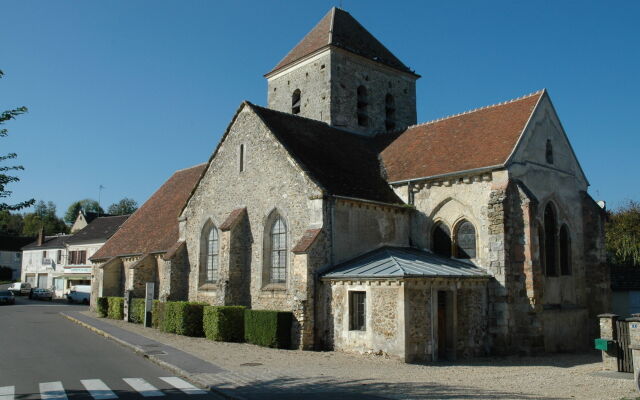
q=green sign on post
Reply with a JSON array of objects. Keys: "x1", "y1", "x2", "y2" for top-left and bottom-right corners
[{"x1": 594, "y1": 338, "x2": 614, "y2": 352}]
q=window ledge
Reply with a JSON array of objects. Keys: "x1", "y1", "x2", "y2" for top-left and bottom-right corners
[
  {"x1": 262, "y1": 283, "x2": 287, "y2": 292},
  {"x1": 199, "y1": 283, "x2": 219, "y2": 291}
]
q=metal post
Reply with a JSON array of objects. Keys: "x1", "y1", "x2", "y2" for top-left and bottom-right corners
[
  {"x1": 144, "y1": 282, "x2": 154, "y2": 328},
  {"x1": 123, "y1": 290, "x2": 131, "y2": 322}
]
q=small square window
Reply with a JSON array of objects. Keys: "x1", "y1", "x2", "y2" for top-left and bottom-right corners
[{"x1": 349, "y1": 291, "x2": 366, "y2": 331}]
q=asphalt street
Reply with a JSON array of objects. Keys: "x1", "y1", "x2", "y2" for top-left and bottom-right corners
[{"x1": 0, "y1": 291, "x2": 221, "y2": 400}]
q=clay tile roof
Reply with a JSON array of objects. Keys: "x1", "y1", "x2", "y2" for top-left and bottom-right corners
[
  {"x1": 267, "y1": 8, "x2": 415, "y2": 76},
  {"x1": 381, "y1": 91, "x2": 544, "y2": 182},
  {"x1": 248, "y1": 103, "x2": 403, "y2": 205},
  {"x1": 91, "y1": 163, "x2": 206, "y2": 261},
  {"x1": 162, "y1": 241, "x2": 185, "y2": 261},
  {"x1": 292, "y1": 228, "x2": 322, "y2": 254},
  {"x1": 66, "y1": 215, "x2": 129, "y2": 245},
  {"x1": 219, "y1": 208, "x2": 247, "y2": 231}
]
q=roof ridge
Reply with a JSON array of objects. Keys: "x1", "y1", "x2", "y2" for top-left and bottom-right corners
[
  {"x1": 407, "y1": 89, "x2": 545, "y2": 130},
  {"x1": 385, "y1": 247, "x2": 406, "y2": 274}
]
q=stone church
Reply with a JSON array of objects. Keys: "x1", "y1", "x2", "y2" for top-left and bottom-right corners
[{"x1": 92, "y1": 8, "x2": 610, "y2": 362}]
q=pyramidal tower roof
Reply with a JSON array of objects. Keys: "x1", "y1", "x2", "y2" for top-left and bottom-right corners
[{"x1": 267, "y1": 7, "x2": 416, "y2": 76}]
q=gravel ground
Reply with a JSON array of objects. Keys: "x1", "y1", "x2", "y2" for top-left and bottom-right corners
[{"x1": 84, "y1": 312, "x2": 635, "y2": 400}]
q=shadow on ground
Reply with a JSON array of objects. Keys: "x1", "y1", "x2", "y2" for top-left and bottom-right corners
[{"x1": 408, "y1": 351, "x2": 601, "y2": 369}]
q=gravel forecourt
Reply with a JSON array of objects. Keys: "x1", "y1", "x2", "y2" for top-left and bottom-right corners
[{"x1": 83, "y1": 312, "x2": 635, "y2": 400}]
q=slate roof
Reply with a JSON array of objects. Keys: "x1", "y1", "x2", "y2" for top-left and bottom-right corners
[
  {"x1": 22, "y1": 235, "x2": 71, "y2": 251},
  {"x1": 381, "y1": 91, "x2": 544, "y2": 182},
  {"x1": 249, "y1": 103, "x2": 403, "y2": 205},
  {"x1": 611, "y1": 265, "x2": 640, "y2": 291},
  {"x1": 66, "y1": 215, "x2": 130, "y2": 245},
  {"x1": 91, "y1": 163, "x2": 206, "y2": 261},
  {"x1": 268, "y1": 8, "x2": 415, "y2": 76},
  {"x1": 323, "y1": 246, "x2": 489, "y2": 279},
  {"x1": 0, "y1": 236, "x2": 35, "y2": 252}
]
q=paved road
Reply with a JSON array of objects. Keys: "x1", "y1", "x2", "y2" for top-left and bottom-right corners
[{"x1": 0, "y1": 295, "x2": 221, "y2": 399}]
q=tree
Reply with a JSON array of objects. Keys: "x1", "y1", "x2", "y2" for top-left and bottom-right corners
[
  {"x1": 0, "y1": 70, "x2": 34, "y2": 211},
  {"x1": 107, "y1": 197, "x2": 138, "y2": 215},
  {"x1": 22, "y1": 200, "x2": 67, "y2": 236},
  {"x1": 606, "y1": 200, "x2": 640, "y2": 267},
  {"x1": 64, "y1": 198, "x2": 104, "y2": 225},
  {"x1": 0, "y1": 210, "x2": 24, "y2": 236}
]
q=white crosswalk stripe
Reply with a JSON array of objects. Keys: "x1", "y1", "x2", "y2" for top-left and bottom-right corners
[
  {"x1": 81, "y1": 379, "x2": 118, "y2": 399},
  {"x1": 158, "y1": 377, "x2": 207, "y2": 395},
  {"x1": 39, "y1": 381, "x2": 68, "y2": 400},
  {"x1": 123, "y1": 378, "x2": 165, "y2": 397},
  {"x1": 0, "y1": 386, "x2": 14, "y2": 400}
]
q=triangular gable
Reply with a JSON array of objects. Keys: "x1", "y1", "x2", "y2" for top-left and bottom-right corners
[
  {"x1": 267, "y1": 8, "x2": 415, "y2": 76},
  {"x1": 381, "y1": 91, "x2": 544, "y2": 182}
]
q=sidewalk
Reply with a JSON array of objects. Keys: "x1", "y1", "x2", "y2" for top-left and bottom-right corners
[{"x1": 62, "y1": 311, "x2": 636, "y2": 400}]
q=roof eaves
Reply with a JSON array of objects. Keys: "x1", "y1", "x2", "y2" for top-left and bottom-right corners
[{"x1": 387, "y1": 165, "x2": 503, "y2": 186}]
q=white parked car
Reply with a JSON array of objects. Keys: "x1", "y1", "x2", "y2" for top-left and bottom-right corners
[
  {"x1": 67, "y1": 285, "x2": 91, "y2": 304},
  {"x1": 8, "y1": 282, "x2": 31, "y2": 296}
]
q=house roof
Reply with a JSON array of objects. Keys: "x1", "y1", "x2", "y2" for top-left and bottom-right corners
[
  {"x1": 268, "y1": 8, "x2": 415, "y2": 76},
  {"x1": 292, "y1": 228, "x2": 322, "y2": 254},
  {"x1": 83, "y1": 211, "x2": 109, "y2": 224},
  {"x1": 322, "y1": 246, "x2": 489, "y2": 279},
  {"x1": 91, "y1": 163, "x2": 207, "y2": 261},
  {"x1": 0, "y1": 236, "x2": 35, "y2": 252},
  {"x1": 66, "y1": 215, "x2": 129, "y2": 245},
  {"x1": 249, "y1": 103, "x2": 404, "y2": 205},
  {"x1": 611, "y1": 265, "x2": 640, "y2": 291},
  {"x1": 381, "y1": 90, "x2": 544, "y2": 182},
  {"x1": 22, "y1": 235, "x2": 71, "y2": 251}
]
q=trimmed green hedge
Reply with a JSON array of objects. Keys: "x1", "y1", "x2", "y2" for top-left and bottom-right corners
[
  {"x1": 203, "y1": 306, "x2": 246, "y2": 342},
  {"x1": 97, "y1": 297, "x2": 109, "y2": 318},
  {"x1": 162, "y1": 301, "x2": 207, "y2": 337},
  {"x1": 129, "y1": 298, "x2": 146, "y2": 324},
  {"x1": 244, "y1": 310, "x2": 293, "y2": 349},
  {"x1": 107, "y1": 297, "x2": 124, "y2": 320},
  {"x1": 152, "y1": 300, "x2": 165, "y2": 329}
]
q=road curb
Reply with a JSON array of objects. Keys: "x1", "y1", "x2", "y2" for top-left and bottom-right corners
[{"x1": 60, "y1": 312, "x2": 242, "y2": 400}]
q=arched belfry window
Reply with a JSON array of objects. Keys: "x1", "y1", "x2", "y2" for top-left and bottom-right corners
[
  {"x1": 357, "y1": 85, "x2": 368, "y2": 127},
  {"x1": 455, "y1": 220, "x2": 476, "y2": 259},
  {"x1": 559, "y1": 225, "x2": 571, "y2": 275},
  {"x1": 544, "y1": 203, "x2": 557, "y2": 276},
  {"x1": 432, "y1": 222, "x2": 452, "y2": 258},
  {"x1": 385, "y1": 94, "x2": 396, "y2": 132},
  {"x1": 201, "y1": 223, "x2": 219, "y2": 283},
  {"x1": 546, "y1": 139, "x2": 554, "y2": 164},
  {"x1": 292, "y1": 89, "x2": 301, "y2": 115},
  {"x1": 270, "y1": 216, "x2": 287, "y2": 284}
]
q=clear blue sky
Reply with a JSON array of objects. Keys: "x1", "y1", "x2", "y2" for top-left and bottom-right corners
[{"x1": 1, "y1": 0, "x2": 638, "y2": 216}]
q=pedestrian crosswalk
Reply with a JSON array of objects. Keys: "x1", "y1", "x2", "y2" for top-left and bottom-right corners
[{"x1": 0, "y1": 377, "x2": 210, "y2": 399}]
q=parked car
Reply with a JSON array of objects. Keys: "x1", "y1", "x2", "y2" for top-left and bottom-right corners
[
  {"x1": 67, "y1": 286, "x2": 90, "y2": 304},
  {"x1": 0, "y1": 290, "x2": 15, "y2": 305},
  {"x1": 8, "y1": 282, "x2": 31, "y2": 296},
  {"x1": 30, "y1": 288, "x2": 53, "y2": 301}
]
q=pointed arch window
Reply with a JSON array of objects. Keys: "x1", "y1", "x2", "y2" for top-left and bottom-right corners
[
  {"x1": 454, "y1": 220, "x2": 476, "y2": 259},
  {"x1": 270, "y1": 217, "x2": 287, "y2": 283},
  {"x1": 432, "y1": 222, "x2": 452, "y2": 258},
  {"x1": 559, "y1": 225, "x2": 571, "y2": 275},
  {"x1": 385, "y1": 93, "x2": 396, "y2": 132},
  {"x1": 544, "y1": 204, "x2": 557, "y2": 276},
  {"x1": 357, "y1": 85, "x2": 368, "y2": 126},
  {"x1": 292, "y1": 89, "x2": 301, "y2": 115},
  {"x1": 201, "y1": 224, "x2": 219, "y2": 284}
]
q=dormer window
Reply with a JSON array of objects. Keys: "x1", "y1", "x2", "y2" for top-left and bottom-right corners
[
  {"x1": 292, "y1": 89, "x2": 301, "y2": 115},
  {"x1": 357, "y1": 85, "x2": 368, "y2": 126},
  {"x1": 546, "y1": 139, "x2": 554, "y2": 164},
  {"x1": 385, "y1": 94, "x2": 395, "y2": 132}
]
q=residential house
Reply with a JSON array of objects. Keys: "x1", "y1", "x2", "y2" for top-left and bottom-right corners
[
  {"x1": 21, "y1": 231, "x2": 70, "y2": 290},
  {"x1": 0, "y1": 236, "x2": 34, "y2": 281}
]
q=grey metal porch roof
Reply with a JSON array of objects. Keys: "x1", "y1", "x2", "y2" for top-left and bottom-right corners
[{"x1": 322, "y1": 246, "x2": 490, "y2": 279}]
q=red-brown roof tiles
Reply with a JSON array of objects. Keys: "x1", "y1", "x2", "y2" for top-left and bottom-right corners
[
  {"x1": 91, "y1": 164, "x2": 206, "y2": 261},
  {"x1": 292, "y1": 228, "x2": 322, "y2": 254},
  {"x1": 268, "y1": 8, "x2": 414, "y2": 76},
  {"x1": 219, "y1": 208, "x2": 247, "y2": 231},
  {"x1": 381, "y1": 91, "x2": 544, "y2": 182}
]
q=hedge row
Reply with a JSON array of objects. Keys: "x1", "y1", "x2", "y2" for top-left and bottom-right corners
[
  {"x1": 129, "y1": 298, "x2": 146, "y2": 324},
  {"x1": 244, "y1": 309, "x2": 292, "y2": 349},
  {"x1": 96, "y1": 297, "x2": 109, "y2": 317},
  {"x1": 160, "y1": 301, "x2": 207, "y2": 337},
  {"x1": 107, "y1": 297, "x2": 124, "y2": 320},
  {"x1": 203, "y1": 306, "x2": 246, "y2": 342}
]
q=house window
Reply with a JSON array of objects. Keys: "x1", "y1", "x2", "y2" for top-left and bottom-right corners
[
  {"x1": 79, "y1": 250, "x2": 86, "y2": 264},
  {"x1": 544, "y1": 203, "x2": 558, "y2": 276},
  {"x1": 14, "y1": 252, "x2": 21, "y2": 262},
  {"x1": 56, "y1": 250, "x2": 62, "y2": 264},
  {"x1": 270, "y1": 217, "x2": 287, "y2": 284},
  {"x1": 239, "y1": 144, "x2": 245, "y2": 172},
  {"x1": 42, "y1": 250, "x2": 47, "y2": 262},
  {"x1": 202, "y1": 225, "x2": 219, "y2": 283},
  {"x1": 432, "y1": 222, "x2": 452, "y2": 258},
  {"x1": 357, "y1": 85, "x2": 368, "y2": 126},
  {"x1": 349, "y1": 291, "x2": 366, "y2": 331},
  {"x1": 546, "y1": 139, "x2": 554, "y2": 164},
  {"x1": 454, "y1": 220, "x2": 476, "y2": 259},
  {"x1": 292, "y1": 89, "x2": 301, "y2": 114},
  {"x1": 385, "y1": 94, "x2": 396, "y2": 132},
  {"x1": 559, "y1": 225, "x2": 571, "y2": 275}
]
